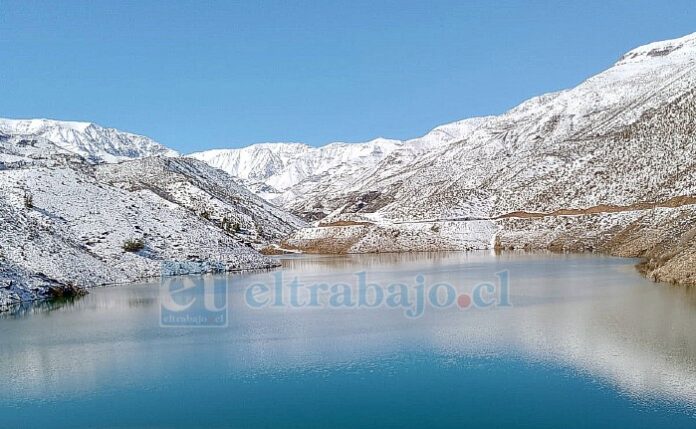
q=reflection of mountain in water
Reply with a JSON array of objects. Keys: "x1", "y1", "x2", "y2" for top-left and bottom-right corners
[{"x1": 2, "y1": 253, "x2": 695, "y2": 410}]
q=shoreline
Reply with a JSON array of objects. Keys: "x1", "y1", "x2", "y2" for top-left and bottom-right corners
[
  {"x1": 0, "y1": 258, "x2": 282, "y2": 314},
  {"x1": 3, "y1": 235, "x2": 693, "y2": 315},
  {"x1": 281, "y1": 207, "x2": 696, "y2": 288}
]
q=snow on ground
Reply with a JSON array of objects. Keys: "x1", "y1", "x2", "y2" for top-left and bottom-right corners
[
  {"x1": 0, "y1": 155, "x2": 305, "y2": 311},
  {"x1": 284, "y1": 220, "x2": 498, "y2": 254},
  {"x1": 3, "y1": 33, "x2": 696, "y2": 310},
  {"x1": 0, "y1": 118, "x2": 178, "y2": 163},
  {"x1": 274, "y1": 32, "x2": 696, "y2": 285}
]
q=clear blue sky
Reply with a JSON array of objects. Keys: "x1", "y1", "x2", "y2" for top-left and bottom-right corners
[{"x1": 1, "y1": 1, "x2": 695, "y2": 153}]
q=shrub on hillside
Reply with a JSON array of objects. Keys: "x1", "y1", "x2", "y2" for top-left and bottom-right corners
[
  {"x1": 23, "y1": 193, "x2": 33, "y2": 209},
  {"x1": 122, "y1": 238, "x2": 145, "y2": 252}
]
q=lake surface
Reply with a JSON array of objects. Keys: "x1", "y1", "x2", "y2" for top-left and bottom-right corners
[{"x1": 1, "y1": 252, "x2": 695, "y2": 428}]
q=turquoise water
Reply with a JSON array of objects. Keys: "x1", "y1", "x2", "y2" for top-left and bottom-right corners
[{"x1": 1, "y1": 252, "x2": 695, "y2": 428}]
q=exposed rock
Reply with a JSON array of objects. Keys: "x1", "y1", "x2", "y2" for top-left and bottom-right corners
[
  {"x1": 276, "y1": 33, "x2": 696, "y2": 287},
  {"x1": 0, "y1": 155, "x2": 305, "y2": 310}
]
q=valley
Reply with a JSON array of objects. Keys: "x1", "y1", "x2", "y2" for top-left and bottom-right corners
[{"x1": 2, "y1": 32, "x2": 696, "y2": 310}]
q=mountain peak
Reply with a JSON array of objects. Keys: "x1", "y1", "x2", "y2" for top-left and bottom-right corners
[
  {"x1": 0, "y1": 117, "x2": 178, "y2": 163},
  {"x1": 0, "y1": 118, "x2": 95, "y2": 134},
  {"x1": 617, "y1": 32, "x2": 696, "y2": 66}
]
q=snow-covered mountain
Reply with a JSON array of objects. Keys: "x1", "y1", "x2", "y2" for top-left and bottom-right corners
[
  {"x1": 191, "y1": 33, "x2": 696, "y2": 223},
  {"x1": 188, "y1": 122, "x2": 477, "y2": 211},
  {"x1": 311, "y1": 32, "x2": 696, "y2": 220},
  {"x1": 0, "y1": 150, "x2": 306, "y2": 311},
  {"x1": 273, "y1": 32, "x2": 696, "y2": 286},
  {"x1": 189, "y1": 138, "x2": 402, "y2": 203},
  {"x1": 3, "y1": 32, "x2": 696, "y2": 309},
  {"x1": 0, "y1": 118, "x2": 177, "y2": 163},
  {"x1": 191, "y1": 33, "x2": 696, "y2": 227}
]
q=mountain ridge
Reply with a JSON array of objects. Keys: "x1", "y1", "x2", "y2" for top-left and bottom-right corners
[
  {"x1": 187, "y1": 32, "x2": 696, "y2": 220},
  {"x1": 275, "y1": 31, "x2": 696, "y2": 288},
  {"x1": 0, "y1": 118, "x2": 178, "y2": 163},
  {"x1": 2, "y1": 31, "x2": 696, "y2": 306},
  {"x1": 0, "y1": 150, "x2": 306, "y2": 312}
]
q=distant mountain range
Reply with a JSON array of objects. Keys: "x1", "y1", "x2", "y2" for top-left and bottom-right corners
[
  {"x1": 2, "y1": 32, "x2": 695, "y2": 309},
  {"x1": 0, "y1": 118, "x2": 177, "y2": 163},
  {"x1": 188, "y1": 32, "x2": 696, "y2": 222},
  {"x1": 0, "y1": 129, "x2": 304, "y2": 311},
  {"x1": 187, "y1": 120, "x2": 483, "y2": 216}
]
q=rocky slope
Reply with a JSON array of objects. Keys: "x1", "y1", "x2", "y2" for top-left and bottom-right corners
[
  {"x1": 188, "y1": 121, "x2": 479, "y2": 218},
  {"x1": 0, "y1": 146, "x2": 306, "y2": 311},
  {"x1": 3, "y1": 32, "x2": 695, "y2": 308},
  {"x1": 0, "y1": 118, "x2": 177, "y2": 163},
  {"x1": 274, "y1": 33, "x2": 696, "y2": 286}
]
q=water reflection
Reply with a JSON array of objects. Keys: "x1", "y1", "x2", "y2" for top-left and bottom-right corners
[
  {"x1": 0, "y1": 295, "x2": 87, "y2": 320},
  {"x1": 1, "y1": 252, "x2": 695, "y2": 421}
]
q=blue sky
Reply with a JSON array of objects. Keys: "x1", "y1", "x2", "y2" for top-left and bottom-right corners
[{"x1": 1, "y1": 1, "x2": 695, "y2": 153}]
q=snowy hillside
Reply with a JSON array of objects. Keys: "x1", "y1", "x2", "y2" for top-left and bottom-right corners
[
  {"x1": 3, "y1": 32, "x2": 696, "y2": 310},
  {"x1": 277, "y1": 32, "x2": 696, "y2": 285},
  {"x1": 0, "y1": 153, "x2": 306, "y2": 311},
  {"x1": 96, "y1": 157, "x2": 307, "y2": 241},
  {"x1": 191, "y1": 33, "x2": 696, "y2": 224},
  {"x1": 188, "y1": 129, "x2": 469, "y2": 210},
  {"x1": 0, "y1": 118, "x2": 178, "y2": 163}
]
